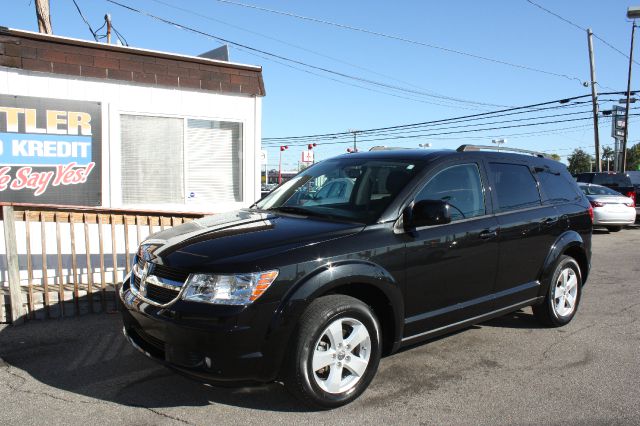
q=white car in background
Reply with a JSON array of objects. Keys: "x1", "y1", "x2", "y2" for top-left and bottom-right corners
[{"x1": 578, "y1": 183, "x2": 636, "y2": 232}]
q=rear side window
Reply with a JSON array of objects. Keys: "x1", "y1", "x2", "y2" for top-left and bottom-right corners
[
  {"x1": 489, "y1": 163, "x2": 541, "y2": 212},
  {"x1": 536, "y1": 168, "x2": 581, "y2": 203}
]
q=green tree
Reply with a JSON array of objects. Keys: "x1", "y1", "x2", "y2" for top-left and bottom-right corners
[
  {"x1": 567, "y1": 148, "x2": 593, "y2": 174},
  {"x1": 549, "y1": 153, "x2": 561, "y2": 161},
  {"x1": 626, "y1": 143, "x2": 640, "y2": 171},
  {"x1": 602, "y1": 146, "x2": 615, "y2": 171}
]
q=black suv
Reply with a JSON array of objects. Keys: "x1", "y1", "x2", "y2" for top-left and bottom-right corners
[{"x1": 119, "y1": 146, "x2": 592, "y2": 408}]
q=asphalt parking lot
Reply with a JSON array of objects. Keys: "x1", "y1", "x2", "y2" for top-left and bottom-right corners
[{"x1": 1, "y1": 225, "x2": 639, "y2": 425}]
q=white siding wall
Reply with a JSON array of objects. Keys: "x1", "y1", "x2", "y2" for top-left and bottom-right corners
[{"x1": 0, "y1": 66, "x2": 263, "y2": 213}]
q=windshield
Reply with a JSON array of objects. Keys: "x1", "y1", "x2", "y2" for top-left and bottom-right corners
[
  {"x1": 255, "y1": 157, "x2": 425, "y2": 223},
  {"x1": 579, "y1": 184, "x2": 622, "y2": 196}
]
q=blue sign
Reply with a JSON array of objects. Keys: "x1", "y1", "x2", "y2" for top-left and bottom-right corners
[{"x1": 0, "y1": 133, "x2": 92, "y2": 166}]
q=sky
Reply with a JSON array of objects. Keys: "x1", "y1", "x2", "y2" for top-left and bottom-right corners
[{"x1": 3, "y1": 0, "x2": 640, "y2": 171}]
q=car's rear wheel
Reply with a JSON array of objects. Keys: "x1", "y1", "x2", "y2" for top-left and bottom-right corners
[
  {"x1": 606, "y1": 226, "x2": 622, "y2": 232},
  {"x1": 533, "y1": 255, "x2": 582, "y2": 327},
  {"x1": 284, "y1": 295, "x2": 381, "y2": 409}
]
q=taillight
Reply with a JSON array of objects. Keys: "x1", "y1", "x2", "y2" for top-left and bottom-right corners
[
  {"x1": 588, "y1": 204, "x2": 594, "y2": 223},
  {"x1": 625, "y1": 191, "x2": 636, "y2": 205},
  {"x1": 589, "y1": 200, "x2": 604, "y2": 207}
]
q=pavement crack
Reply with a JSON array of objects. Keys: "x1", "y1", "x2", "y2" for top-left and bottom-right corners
[
  {"x1": 132, "y1": 405, "x2": 195, "y2": 425},
  {"x1": 1, "y1": 365, "x2": 108, "y2": 406}
]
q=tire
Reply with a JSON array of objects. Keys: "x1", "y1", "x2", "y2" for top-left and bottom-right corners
[
  {"x1": 606, "y1": 226, "x2": 622, "y2": 232},
  {"x1": 533, "y1": 255, "x2": 582, "y2": 327},
  {"x1": 284, "y1": 295, "x2": 381, "y2": 409}
]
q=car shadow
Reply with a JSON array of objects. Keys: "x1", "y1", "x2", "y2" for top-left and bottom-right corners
[
  {"x1": 0, "y1": 296, "x2": 546, "y2": 412},
  {"x1": 479, "y1": 308, "x2": 545, "y2": 329},
  {"x1": 0, "y1": 294, "x2": 314, "y2": 413}
]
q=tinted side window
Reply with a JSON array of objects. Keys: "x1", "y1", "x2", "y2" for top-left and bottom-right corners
[
  {"x1": 489, "y1": 163, "x2": 541, "y2": 212},
  {"x1": 536, "y1": 168, "x2": 581, "y2": 203},
  {"x1": 416, "y1": 163, "x2": 485, "y2": 221},
  {"x1": 592, "y1": 173, "x2": 632, "y2": 187}
]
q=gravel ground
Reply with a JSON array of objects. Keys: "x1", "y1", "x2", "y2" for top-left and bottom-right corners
[{"x1": 1, "y1": 225, "x2": 639, "y2": 425}]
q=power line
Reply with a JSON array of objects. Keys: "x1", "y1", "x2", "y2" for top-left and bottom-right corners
[
  {"x1": 212, "y1": 0, "x2": 587, "y2": 85},
  {"x1": 146, "y1": 0, "x2": 483, "y2": 111},
  {"x1": 263, "y1": 92, "x2": 630, "y2": 143},
  {"x1": 263, "y1": 107, "x2": 596, "y2": 145},
  {"x1": 224, "y1": 40, "x2": 488, "y2": 111},
  {"x1": 71, "y1": 0, "x2": 98, "y2": 41},
  {"x1": 106, "y1": 0, "x2": 503, "y2": 108},
  {"x1": 525, "y1": 0, "x2": 640, "y2": 67},
  {"x1": 266, "y1": 113, "x2": 640, "y2": 148}
]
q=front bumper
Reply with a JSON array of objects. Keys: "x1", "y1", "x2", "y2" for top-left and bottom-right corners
[{"x1": 119, "y1": 276, "x2": 283, "y2": 384}]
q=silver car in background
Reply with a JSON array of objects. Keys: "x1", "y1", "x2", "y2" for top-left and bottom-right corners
[{"x1": 578, "y1": 183, "x2": 636, "y2": 232}]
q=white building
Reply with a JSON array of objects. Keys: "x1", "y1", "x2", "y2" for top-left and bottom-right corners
[
  {"x1": 0, "y1": 27, "x2": 265, "y2": 213},
  {"x1": 0, "y1": 28, "x2": 266, "y2": 321}
]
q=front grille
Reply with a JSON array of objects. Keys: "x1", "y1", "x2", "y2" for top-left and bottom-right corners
[
  {"x1": 137, "y1": 257, "x2": 189, "y2": 283},
  {"x1": 146, "y1": 283, "x2": 180, "y2": 305},
  {"x1": 133, "y1": 257, "x2": 184, "y2": 306}
]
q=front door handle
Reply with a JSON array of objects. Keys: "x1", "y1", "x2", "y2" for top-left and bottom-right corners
[{"x1": 479, "y1": 229, "x2": 498, "y2": 240}]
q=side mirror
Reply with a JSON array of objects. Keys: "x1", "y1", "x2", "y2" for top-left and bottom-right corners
[{"x1": 404, "y1": 199, "x2": 452, "y2": 229}]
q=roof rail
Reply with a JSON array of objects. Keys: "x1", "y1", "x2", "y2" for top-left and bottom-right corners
[
  {"x1": 456, "y1": 144, "x2": 551, "y2": 159},
  {"x1": 368, "y1": 146, "x2": 412, "y2": 151}
]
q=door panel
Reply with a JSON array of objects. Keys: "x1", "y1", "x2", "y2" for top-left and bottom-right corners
[
  {"x1": 402, "y1": 162, "x2": 497, "y2": 338},
  {"x1": 403, "y1": 216, "x2": 499, "y2": 337},
  {"x1": 492, "y1": 205, "x2": 559, "y2": 307}
]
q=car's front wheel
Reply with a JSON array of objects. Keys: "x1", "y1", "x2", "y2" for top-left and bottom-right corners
[{"x1": 285, "y1": 295, "x2": 381, "y2": 409}]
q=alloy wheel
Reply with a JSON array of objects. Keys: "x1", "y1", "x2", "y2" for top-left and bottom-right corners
[
  {"x1": 311, "y1": 317, "x2": 371, "y2": 394},
  {"x1": 553, "y1": 266, "x2": 578, "y2": 317}
]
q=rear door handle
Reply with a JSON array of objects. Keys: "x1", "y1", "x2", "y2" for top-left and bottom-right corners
[
  {"x1": 479, "y1": 229, "x2": 497, "y2": 240},
  {"x1": 543, "y1": 217, "x2": 559, "y2": 226}
]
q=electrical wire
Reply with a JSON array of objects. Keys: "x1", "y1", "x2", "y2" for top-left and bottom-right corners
[
  {"x1": 106, "y1": 0, "x2": 504, "y2": 108},
  {"x1": 263, "y1": 92, "x2": 631, "y2": 143},
  {"x1": 111, "y1": 25, "x2": 129, "y2": 46},
  {"x1": 212, "y1": 0, "x2": 586, "y2": 85},
  {"x1": 71, "y1": 0, "x2": 98, "y2": 41},
  {"x1": 146, "y1": 0, "x2": 480, "y2": 110},
  {"x1": 265, "y1": 113, "x2": 640, "y2": 148},
  {"x1": 525, "y1": 0, "x2": 639, "y2": 68}
]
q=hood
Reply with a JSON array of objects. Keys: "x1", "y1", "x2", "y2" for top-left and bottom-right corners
[{"x1": 141, "y1": 209, "x2": 364, "y2": 270}]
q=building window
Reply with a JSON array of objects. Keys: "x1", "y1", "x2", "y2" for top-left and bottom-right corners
[
  {"x1": 186, "y1": 119, "x2": 243, "y2": 203},
  {"x1": 121, "y1": 115, "x2": 184, "y2": 204},
  {"x1": 120, "y1": 115, "x2": 243, "y2": 206}
]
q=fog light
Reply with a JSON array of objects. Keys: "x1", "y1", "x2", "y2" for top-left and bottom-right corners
[{"x1": 205, "y1": 356, "x2": 212, "y2": 368}]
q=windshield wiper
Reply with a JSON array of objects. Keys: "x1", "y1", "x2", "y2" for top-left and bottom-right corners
[
  {"x1": 267, "y1": 206, "x2": 320, "y2": 216},
  {"x1": 267, "y1": 206, "x2": 363, "y2": 224}
]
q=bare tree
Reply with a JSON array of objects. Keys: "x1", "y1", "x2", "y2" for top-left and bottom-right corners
[{"x1": 35, "y1": 0, "x2": 52, "y2": 34}]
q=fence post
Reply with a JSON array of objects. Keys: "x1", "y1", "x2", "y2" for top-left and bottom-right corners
[{"x1": 2, "y1": 206, "x2": 25, "y2": 324}]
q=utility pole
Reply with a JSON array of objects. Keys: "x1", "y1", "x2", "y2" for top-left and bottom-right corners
[
  {"x1": 587, "y1": 29, "x2": 601, "y2": 172},
  {"x1": 623, "y1": 21, "x2": 637, "y2": 173},
  {"x1": 105, "y1": 14, "x2": 112, "y2": 44},
  {"x1": 348, "y1": 129, "x2": 359, "y2": 152},
  {"x1": 34, "y1": 0, "x2": 52, "y2": 34}
]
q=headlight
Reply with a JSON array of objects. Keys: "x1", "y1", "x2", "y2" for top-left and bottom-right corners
[{"x1": 182, "y1": 270, "x2": 279, "y2": 305}]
